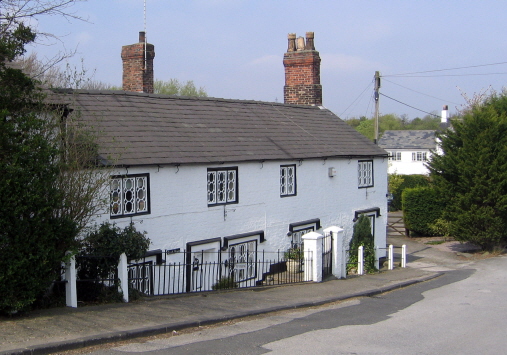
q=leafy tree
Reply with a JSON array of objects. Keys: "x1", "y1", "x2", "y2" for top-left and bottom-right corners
[
  {"x1": 0, "y1": 23, "x2": 80, "y2": 313},
  {"x1": 154, "y1": 78, "x2": 207, "y2": 97},
  {"x1": 0, "y1": 1, "x2": 110, "y2": 312},
  {"x1": 428, "y1": 91, "x2": 507, "y2": 250}
]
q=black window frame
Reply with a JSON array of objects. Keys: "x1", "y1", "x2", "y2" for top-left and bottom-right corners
[
  {"x1": 358, "y1": 159, "x2": 374, "y2": 188},
  {"x1": 109, "y1": 173, "x2": 151, "y2": 219},
  {"x1": 280, "y1": 164, "x2": 297, "y2": 197},
  {"x1": 207, "y1": 167, "x2": 239, "y2": 206}
]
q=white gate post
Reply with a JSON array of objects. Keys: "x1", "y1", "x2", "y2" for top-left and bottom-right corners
[
  {"x1": 324, "y1": 226, "x2": 345, "y2": 279},
  {"x1": 358, "y1": 246, "x2": 364, "y2": 275},
  {"x1": 388, "y1": 244, "x2": 394, "y2": 270},
  {"x1": 118, "y1": 253, "x2": 129, "y2": 303},
  {"x1": 65, "y1": 252, "x2": 77, "y2": 308},
  {"x1": 302, "y1": 231, "x2": 324, "y2": 282}
]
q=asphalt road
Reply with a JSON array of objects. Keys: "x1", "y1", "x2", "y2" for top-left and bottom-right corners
[{"x1": 70, "y1": 255, "x2": 507, "y2": 355}]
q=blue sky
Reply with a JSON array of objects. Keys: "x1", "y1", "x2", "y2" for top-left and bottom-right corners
[{"x1": 29, "y1": 0, "x2": 507, "y2": 120}]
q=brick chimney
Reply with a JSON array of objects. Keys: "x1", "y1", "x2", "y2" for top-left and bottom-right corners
[
  {"x1": 121, "y1": 31, "x2": 155, "y2": 93},
  {"x1": 283, "y1": 32, "x2": 322, "y2": 106}
]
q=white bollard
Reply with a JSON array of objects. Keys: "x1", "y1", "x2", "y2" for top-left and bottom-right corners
[
  {"x1": 65, "y1": 252, "x2": 77, "y2": 308},
  {"x1": 358, "y1": 245, "x2": 364, "y2": 275},
  {"x1": 118, "y1": 253, "x2": 129, "y2": 303},
  {"x1": 401, "y1": 244, "x2": 407, "y2": 268},
  {"x1": 388, "y1": 244, "x2": 394, "y2": 270}
]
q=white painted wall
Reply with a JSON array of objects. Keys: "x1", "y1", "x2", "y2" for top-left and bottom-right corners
[
  {"x1": 91, "y1": 157, "x2": 388, "y2": 259},
  {"x1": 387, "y1": 150, "x2": 431, "y2": 175}
]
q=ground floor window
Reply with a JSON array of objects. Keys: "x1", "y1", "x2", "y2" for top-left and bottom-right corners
[{"x1": 229, "y1": 240, "x2": 257, "y2": 282}]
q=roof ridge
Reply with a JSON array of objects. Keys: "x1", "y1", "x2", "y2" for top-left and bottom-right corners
[{"x1": 51, "y1": 88, "x2": 323, "y2": 109}]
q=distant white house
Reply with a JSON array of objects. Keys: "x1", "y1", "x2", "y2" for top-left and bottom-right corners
[{"x1": 378, "y1": 130, "x2": 436, "y2": 175}]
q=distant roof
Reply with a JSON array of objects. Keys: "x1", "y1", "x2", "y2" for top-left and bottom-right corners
[
  {"x1": 50, "y1": 90, "x2": 387, "y2": 166},
  {"x1": 378, "y1": 130, "x2": 436, "y2": 150}
]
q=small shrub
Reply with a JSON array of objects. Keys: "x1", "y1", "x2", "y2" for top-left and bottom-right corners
[
  {"x1": 284, "y1": 248, "x2": 303, "y2": 260},
  {"x1": 348, "y1": 215, "x2": 377, "y2": 274},
  {"x1": 212, "y1": 277, "x2": 238, "y2": 290},
  {"x1": 77, "y1": 222, "x2": 150, "y2": 303}
]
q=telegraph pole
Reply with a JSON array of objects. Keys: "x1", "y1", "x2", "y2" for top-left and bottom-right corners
[{"x1": 374, "y1": 71, "x2": 381, "y2": 144}]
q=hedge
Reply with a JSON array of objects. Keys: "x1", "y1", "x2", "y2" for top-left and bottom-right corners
[
  {"x1": 402, "y1": 186, "x2": 444, "y2": 236},
  {"x1": 390, "y1": 174, "x2": 429, "y2": 211}
]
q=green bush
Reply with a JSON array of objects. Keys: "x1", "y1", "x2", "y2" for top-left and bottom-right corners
[
  {"x1": 212, "y1": 276, "x2": 238, "y2": 290},
  {"x1": 77, "y1": 222, "x2": 150, "y2": 303},
  {"x1": 402, "y1": 187, "x2": 444, "y2": 236},
  {"x1": 390, "y1": 174, "x2": 430, "y2": 211},
  {"x1": 348, "y1": 215, "x2": 377, "y2": 274}
]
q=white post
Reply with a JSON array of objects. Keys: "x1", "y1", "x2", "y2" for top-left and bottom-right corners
[
  {"x1": 358, "y1": 246, "x2": 364, "y2": 275},
  {"x1": 324, "y1": 226, "x2": 345, "y2": 279},
  {"x1": 65, "y1": 252, "x2": 77, "y2": 308},
  {"x1": 302, "y1": 231, "x2": 324, "y2": 282},
  {"x1": 342, "y1": 246, "x2": 347, "y2": 278},
  {"x1": 118, "y1": 253, "x2": 129, "y2": 303},
  {"x1": 388, "y1": 244, "x2": 394, "y2": 270},
  {"x1": 401, "y1": 244, "x2": 407, "y2": 268}
]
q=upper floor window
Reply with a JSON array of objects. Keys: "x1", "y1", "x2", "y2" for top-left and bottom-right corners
[
  {"x1": 358, "y1": 160, "x2": 374, "y2": 188},
  {"x1": 207, "y1": 167, "x2": 238, "y2": 206},
  {"x1": 110, "y1": 174, "x2": 150, "y2": 218},
  {"x1": 280, "y1": 164, "x2": 297, "y2": 197},
  {"x1": 389, "y1": 151, "x2": 402, "y2": 161},
  {"x1": 412, "y1": 151, "x2": 427, "y2": 161}
]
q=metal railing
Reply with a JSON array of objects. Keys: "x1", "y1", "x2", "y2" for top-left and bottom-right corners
[{"x1": 128, "y1": 250, "x2": 314, "y2": 296}]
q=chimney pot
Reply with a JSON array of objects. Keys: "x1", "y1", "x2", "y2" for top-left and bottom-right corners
[
  {"x1": 139, "y1": 31, "x2": 146, "y2": 43},
  {"x1": 287, "y1": 33, "x2": 296, "y2": 52},
  {"x1": 305, "y1": 32, "x2": 315, "y2": 50}
]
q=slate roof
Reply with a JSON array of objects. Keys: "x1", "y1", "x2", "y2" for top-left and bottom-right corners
[
  {"x1": 378, "y1": 130, "x2": 436, "y2": 150},
  {"x1": 51, "y1": 89, "x2": 387, "y2": 166}
]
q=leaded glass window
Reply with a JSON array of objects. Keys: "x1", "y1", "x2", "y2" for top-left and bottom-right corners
[
  {"x1": 229, "y1": 240, "x2": 256, "y2": 282},
  {"x1": 207, "y1": 167, "x2": 238, "y2": 206},
  {"x1": 358, "y1": 160, "x2": 374, "y2": 188},
  {"x1": 280, "y1": 165, "x2": 296, "y2": 197},
  {"x1": 110, "y1": 174, "x2": 150, "y2": 218}
]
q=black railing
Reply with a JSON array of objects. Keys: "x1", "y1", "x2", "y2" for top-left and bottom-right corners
[{"x1": 128, "y1": 250, "x2": 313, "y2": 296}]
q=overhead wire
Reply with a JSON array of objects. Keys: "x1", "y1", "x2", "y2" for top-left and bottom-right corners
[
  {"x1": 382, "y1": 78, "x2": 460, "y2": 105},
  {"x1": 339, "y1": 79, "x2": 373, "y2": 118},
  {"x1": 384, "y1": 61, "x2": 507, "y2": 77},
  {"x1": 380, "y1": 93, "x2": 440, "y2": 118}
]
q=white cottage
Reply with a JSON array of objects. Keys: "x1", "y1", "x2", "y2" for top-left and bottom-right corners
[{"x1": 52, "y1": 32, "x2": 389, "y2": 292}]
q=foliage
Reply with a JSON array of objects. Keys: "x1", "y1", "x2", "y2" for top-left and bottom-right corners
[
  {"x1": 428, "y1": 91, "x2": 507, "y2": 250},
  {"x1": 388, "y1": 173, "x2": 404, "y2": 210},
  {"x1": 389, "y1": 174, "x2": 429, "y2": 211},
  {"x1": 345, "y1": 113, "x2": 442, "y2": 141},
  {"x1": 284, "y1": 247, "x2": 303, "y2": 260},
  {"x1": 212, "y1": 276, "x2": 238, "y2": 290},
  {"x1": 0, "y1": 22, "x2": 80, "y2": 313},
  {"x1": 77, "y1": 222, "x2": 149, "y2": 302},
  {"x1": 348, "y1": 215, "x2": 377, "y2": 274},
  {"x1": 402, "y1": 187, "x2": 445, "y2": 236},
  {"x1": 154, "y1": 78, "x2": 207, "y2": 97}
]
